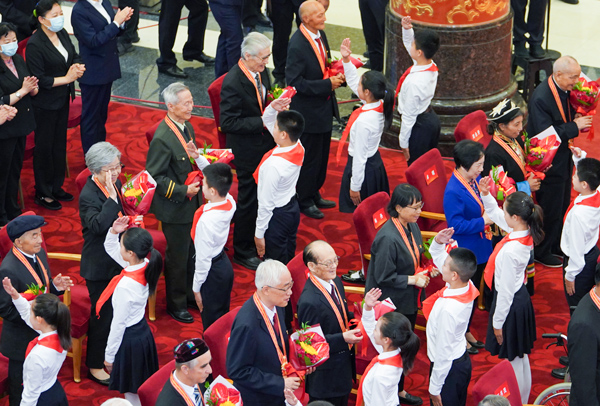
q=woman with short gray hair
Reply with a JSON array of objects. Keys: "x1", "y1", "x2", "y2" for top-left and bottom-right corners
[{"x1": 78, "y1": 141, "x2": 126, "y2": 385}]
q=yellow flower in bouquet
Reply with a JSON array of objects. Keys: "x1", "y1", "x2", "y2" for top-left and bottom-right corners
[
  {"x1": 299, "y1": 341, "x2": 319, "y2": 356},
  {"x1": 124, "y1": 188, "x2": 143, "y2": 198}
]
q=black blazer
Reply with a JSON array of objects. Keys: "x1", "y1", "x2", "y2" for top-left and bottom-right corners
[
  {"x1": 365, "y1": 220, "x2": 425, "y2": 316},
  {"x1": 226, "y1": 296, "x2": 287, "y2": 406},
  {"x1": 286, "y1": 28, "x2": 339, "y2": 134},
  {"x1": 0, "y1": 248, "x2": 60, "y2": 360},
  {"x1": 26, "y1": 28, "x2": 81, "y2": 110},
  {"x1": 220, "y1": 64, "x2": 275, "y2": 170},
  {"x1": 297, "y1": 276, "x2": 355, "y2": 398},
  {"x1": 567, "y1": 292, "x2": 600, "y2": 406},
  {"x1": 79, "y1": 176, "x2": 123, "y2": 281},
  {"x1": 484, "y1": 136, "x2": 527, "y2": 184},
  {"x1": 0, "y1": 54, "x2": 36, "y2": 140}
]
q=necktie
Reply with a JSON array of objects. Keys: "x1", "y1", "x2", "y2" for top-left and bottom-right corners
[
  {"x1": 315, "y1": 37, "x2": 326, "y2": 63},
  {"x1": 330, "y1": 284, "x2": 341, "y2": 307},
  {"x1": 193, "y1": 386, "x2": 201, "y2": 406},
  {"x1": 183, "y1": 125, "x2": 191, "y2": 142},
  {"x1": 273, "y1": 313, "x2": 281, "y2": 338},
  {"x1": 255, "y1": 73, "x2": 262, "y2": 102}
]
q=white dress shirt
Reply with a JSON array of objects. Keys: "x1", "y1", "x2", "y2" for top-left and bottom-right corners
[
  {"x1": 342, "y1": 60, "x2": 384, "y2": 192},
  {"x1": 482, "y1": 193, "x2": 532, "y2": 329},
  {"x1": 426, "y1": 239, "x2": 472, "y2": 396},
  {"x1": 397, "y1": 27, "x2": 438, "y2": 149},
  {"x1": 360, "y1": 306, "x2": 402, "y2": 406},
  {"x1": 256, "y1": 105, "x2": 304, "y2": 239},
  {"x1": 12, "y1": 296, "x2": 67, "y2": 406},
  {"x1": 193, "y1": 194, "x2": 236, "y2": 292},
  {"x1": 104, "y1": 230, "x2": 150, "y2": 363},
  {"x1": 172, "y1": 370, "x2": 199, "y2": 404}
]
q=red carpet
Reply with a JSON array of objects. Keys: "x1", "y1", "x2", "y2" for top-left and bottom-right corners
[{"x1": 2, "y1": 101, "x2": 600, "y2": 405}]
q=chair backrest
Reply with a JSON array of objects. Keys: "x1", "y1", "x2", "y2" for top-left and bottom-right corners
[
  {"x1": 138, "y1": 359, "x2": 177, "y2": 406},
  {"x1": 69, "y1": 284, "x2": 92, "y2": 339},
  {"x1": 454, "y1": 110, "x2": 492, "y2": 149},
  {"x1": 17, "y1": 37, "x2": 30, "y2": 60},
  {"x1": 203, "y1": 306, "x2": 242, "y2": 380},
  {"x1": 145, "y1": 121, "x2": 162, "y2": 146},
  {"x1": 472, "y1": 359, "x2": 523, "y2": 406},
  {"x1": 0, "y1": 353, "x2": 9, "y2": 395},
  {"x1": 287, "y1": 252, "x2": 309, "y2": 326},
  {"x1": 207, "y1": 74, "x2": 227, "y2": 149},
  {"x1": 0, "y1": 211, "x2": 45, "y2": 259},
  {"x1": 76, "y1": 168, "x2": 92, "y2": 193},
  {"x1": 405, "y1": 148, "x2": 448, "y2": 232},
  {"x1": 352, "y1": 192, "x2": 391, "y2": 277},
  {"x1": 23, "y1": 132, "x2": 35, "y2": 161}
]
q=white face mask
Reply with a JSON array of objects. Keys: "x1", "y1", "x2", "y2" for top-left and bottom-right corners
[
  {"x1": 45, "y1": 15, "x2": 65, "y2": 32},
  {"x1": 1, "y1": 41, "x2": 18, "y2": 57}
]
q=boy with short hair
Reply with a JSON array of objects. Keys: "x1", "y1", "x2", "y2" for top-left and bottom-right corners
[
  {"x1": 422, "y1": 227, "x2": 479, "y2": 406},
  {"x1": 254, "y1": 98, "x2": 305, "y2": 264},
  {"x1": 191, "y1": 162, "x2": 236, "y2": 329},
  {"x1": 396, "y1": 15, "x2": 441, "y2": 165},
  {"x1": 561, "y1": 148, "x2": 600, "y2": 311}
]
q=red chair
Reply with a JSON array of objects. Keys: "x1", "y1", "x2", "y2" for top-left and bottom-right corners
[
  {"x1": 17, "y1": 37, "x2": 30, "y2": 60},
  {"x1": 0, "y1": 353, "x2": 9, "y2": 396},
  {"x1": 67, "y1": 97, "x2": 82, "y2": 129},
  {"x1": 138, "y1": 359, "x2": 176, "y2": 406},
  {"x1": 454, "y1": 110, "x2": 492, "y2": 149},
  {"x1": 145, "y1": 121, "x2": 161, "y2": 146},
  {"x1": 287, "y1": 252, "x2": 309, "y2": 328},
  {"x1": 17, "y1": 132, "x2": 35, "y2": 210},
  {"x1": 472, "y1": 360, "x2": 523, "y2": 406},
  {"x1": 203, "y1": 306, "x2": 241, "y2": 379},
  {"x1": 207, "y1": 74, "x2": 227, "y2": 149}
]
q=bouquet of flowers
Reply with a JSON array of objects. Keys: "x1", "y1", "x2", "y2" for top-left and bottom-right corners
[
  {"x1": 205, "y1": 375, "x2": 243, "y2": 406},
  {"x1": 489, "y1": 165, "x2": 516, "y2": 203},
  {"x1": 524, "y1": 128, "x2": 561, "y2": 180},
  {"x1": 266, "y1": 86, "x2": 297, "y2": 105},
  {"x1": 21, "y1": 283, "x2": 45, "y2": 301},
  {"x1": 570, "y1": 77, "x2": 599, "y2": 138},
  {"x1": 289, "y1": 323, "x2": 330, "y2": 370},
  {"x1": 329, "y1": 56, "x2": 364, "y2": 76},
  {"x1": 199, "y1": 141, "x2": 235, "y2": 166},
  {"x1": 121, "y1": 170, "x2": 157, "y2": 217}
]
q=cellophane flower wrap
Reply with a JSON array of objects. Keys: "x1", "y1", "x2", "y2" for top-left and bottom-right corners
[
  {"x1": 570, "y1": 77, "x2": 599, "y2": 138},
  {"x1": 353, "y1": 298, "x2": 397, "y2": 357},
  {"x1": 121, "y1": 170, "x2": 157, "y2": 217},
  {"x1": 329, "y1": 57, "x2": 364, "y2": 76},
  {"x1": 289, "y1": 323, "x2": 330, "y2": 370},
  {"x1": 21, "y1": 283, "x2": 45, "y2": 301},
  {"x1": 205, "y1": 375, "x2": 243, "y2": 406},
  {"x1": 489, "y1": 165, "x2": 516, "y2": 203},
  {"x1": 198, "y1": 141, "x2": 235, "y2": 166},
  {"x1": 524, "y1": 127, "x2": 561, "y2": 179},
  {"x1": 266, "y1": 86, "x2": 297, "y2": 105}
]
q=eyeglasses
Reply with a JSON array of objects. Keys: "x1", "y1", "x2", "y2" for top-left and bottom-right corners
[
  {"x1": 102, "y1": 163, "x2": 125, "y2": 172},
  {"x1": 254, "y1": 53, "x2": 271, "y2": 61},
  {"x1": 405, "y1": 202, "x2": 424, "y2": 211},
  {"x1": 267, "y1": 280, "x2": 294, "y2": 292},
  {"x1": 317, "y1": 256, "x2": 340, "y2": 269}
]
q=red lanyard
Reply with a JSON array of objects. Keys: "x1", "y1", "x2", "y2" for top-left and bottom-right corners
[
  {"x1": 548, "y1": 76, "x2": 570, "y2": 123},
  {"x1": 299, "y1": 24, "x2": 326, "y2": 74},
  {"x1": 169, "y1": 373, "x2": 204, "y2": 406},
  {"x1": 92, "y1": 176, "x2": 123, "y2": 217},
  {"x1": 238, "y1": 60, "x2": 264, "y2": 112},
  {"x1": 165, "y1": 115, "x2": 196, "y2": 165},
  {"x1": 391, "y1": 217, "x2": 420, "y2": 270},
  {"x1": 307, "y1": 275, "x2": 350, "y2": 348},
  {"x1": 252, "y1": 293, "x2": 290, "y2": 375},
  {"x1": 494, "y1": 133, "x2": 527, "y2": 177},
  {"x1": 453, "y1": 170, "x2": 484, "y2": 215}
]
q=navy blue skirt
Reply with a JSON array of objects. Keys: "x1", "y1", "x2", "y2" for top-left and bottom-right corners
[
  {"x1": 109, "y1": 318, "x2": 159, "y2": 393},
  {"x1": 339, "y1": 151, "x2": 389, "y2": 213},
  {"x1": 37, "y1": 379, "x2": 68, "y2": 406}
]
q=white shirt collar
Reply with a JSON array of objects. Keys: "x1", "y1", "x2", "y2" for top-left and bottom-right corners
[
  {"x1": 508, "y1": 229, "x2": 529, "y2": 238},
  {"x1": 362, "y1": 99, "x2": 382, "y2": 109},
  {"x1": 575, "y1": 190, "x2": 599, "y2": 204},
  {"x1": 378, "y1": 348, "x2": 401, "y2": 360},
  {"x1": 410, "y1": 61, "x2": 435, "y2": 72},
  {"x1": 442, "y1": 282, "x2": 470, "y2": 297},
  {"x1": 167, "y1": 114, "x2": 186, "y2": 131},
  {"x1": 172, "y1": 371, "x2": 197, "y2": 402},
  {"x1": 125, "y1": 258, "x2": 149, "y2": 272},
  {"x1": 17, "y1": 247, "x2": 36, "y2": 261},
  {"x1": 303, "y1": 25, "x2": 321, "y2": 40},
  {"x1": 273, "y1": 141, "x2": 300, "y2": 154},
  {"x1": 259, "y1": 297, "x2": 277, "y2": 323},
  {"x1": 312, "y1": 274, "x2": 333, "y2": 293},
  {"x1": 38, "y1": 330, "x2": 58, "y2": 340}
]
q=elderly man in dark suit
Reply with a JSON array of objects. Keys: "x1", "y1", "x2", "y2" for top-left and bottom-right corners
[
  {"x1": 0, "y1": 215, "x2": 72, "y2": 406},
  {"x1": 286, "y1": 0, "x2": 341, "y2": 219},
  {"x1": 297, "y1": 240, "x2": 362, "y2": 406},
  {"x1": 226, "y1": 260, "x2": 302, "y2": 406},
  {"x1": 146, "y1": 82, "x2": 201, "y2": 324},
  {"x1": 220, "y1": 32, "x2": 275, "y2": 271},
  {"x1": 71, "y1": 0, "x2": 132, "y2": 154},
  {"x1": 528, "y1": 56, "x2": 593, "y2": 268}
]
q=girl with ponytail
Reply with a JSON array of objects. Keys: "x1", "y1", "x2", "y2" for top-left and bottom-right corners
[
  {"x1": 2, "y1": 279, "x2": 70, "y2": 406},
  {"x1": 336, "y1": 37, "x2": 392, "y2": 214},
  {"x1": 99, "y1": 216, "x2": 162, "y2": 406},
  {"x1": 479, "y1": 178, "x2": 543, "y2": 404},
  {"x1": 355, "y1": 288, "x2": 420, "y2": 406}
]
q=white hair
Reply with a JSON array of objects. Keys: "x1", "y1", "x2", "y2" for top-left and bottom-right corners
[
  {"x1": 100, "y1": 398, "x2": 133, "y2": 406},
  {"x1": 161, "y1": 82, "x2": 190, "y2": 106},
  {"x1": 255, "y1": 259, "x2": 288, "y2": 289},
  {"x1": 85, "y1": 142, "x2": 122, "y2": 174},
  {"x1": 241, "y1": 32, "x2": 271, "y2": 59},
  {"x1": 478, "y1": 395, "x2": 510, "y2": 406}
]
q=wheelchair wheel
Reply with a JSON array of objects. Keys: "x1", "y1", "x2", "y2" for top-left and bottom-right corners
[{"x1": 533, "y1": 382, "x2": 571, "y2": 405}]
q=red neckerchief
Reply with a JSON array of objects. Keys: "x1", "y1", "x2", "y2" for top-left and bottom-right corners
[
  {"x1": 169, "y1": 373, "x2": 205, "y2": 406},
  {"x1": 299, "y1": 24, "x2": 326, "y2": 75},
  {"x1": 237, "y1": 59, "x2": 264, "y2": 112},
  {"x1": 563, "y1": 190, "x2": 600, "y2": 223},
  {"x1": 25, "y1": 332, "x2": 63, "y2": 358},
  {"x1": 494, "y1": 133, "x2": 527, "y2": 177},
  {"x1": 391, "y1": 218, "x2": 420, "y2": 270},
  {"x1": 12, "y1": 247, "x2": 50, "y2": 290},
  {"x1": 422, "y1": 280, "x2": 479, "y2": 320},
  {"x1": 484, "y1": 234, "x2": 533, "y2": 288},
  {"x1": 190, "y1": 199, "x2": 234, "y2": 242},
  {"x1": 355, "y1": 353, "x2": 403, "y2": 406},
  {"x1": 252, "y1": 142, "x2": 305, "y2": 183},
  {"x1": 393, "y1": 63, "x2": 438, "y2": 110},
  {"x1": 336, "y1": 101, "x2": 384, "y2": 165},
  {"x1": 95, "y1": 264, "x2": 148, "y2": 316}
]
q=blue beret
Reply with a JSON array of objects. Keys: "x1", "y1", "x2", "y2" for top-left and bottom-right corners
[
  {"x1": 174, "y1": 338, "x2": 209, "y2": 363},
  {"x1": 6, "y1": 215, "x2": 46, "y2": 242}
]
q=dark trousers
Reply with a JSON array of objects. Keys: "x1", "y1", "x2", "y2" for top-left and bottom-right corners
[
  {"x1": 358, "y1": 0, "x2": 386, "y2": 72},
  {"x1": 309, "y1": 394, "x2": 349, "y2": 406},
  {"x1": 265, "y1": 197, "x2": 300, "y2": 264},
  {"x1": 407, "y1": 110, "x2": 441, "y2": 166},
  {"x1": 157, "y1": 0, "x2": 208, "y2": 68},
  {"x1": 80, "y1": 82, "x2": 112, "y2": 154},
  {"x1": 200, "y1": 251, "x2": 234, "y2": 330},
  {"x1": 297, "y1": 131, "x2": 332, "y2": 209},
  {"x1": 118, "y1": 0, "x2": 140, "y2": 44},
  {"x1": 210, "y1": 0, "x2": 243, "y2": 78},
  {"x1": 242, "y1": 0, "x2": 262, "y2": 27},
  {"x1": 511, "y1": 0, "x2": 547, "y2": 45},
  {"x1": 429, "y1": 351, "x2": 471, "y2": 406},
  {"x1": 33, "y1": 101, "x2": 69, "y2": 198},
  {"x1": 270, "y1": 0, "x2": 296, "y2": 82},
  {"x1": 0, "y1": 136, "x2": 25, "y2": 226},
  {"x1": 85, "y1": 279, "x2": 113, "y2": 369},
  {"x1": 8, "y1": 358, "x2": 24, "y2": 406},
  {"x1": 162, "y1": 222, "x2": 195, "y2": 312},
  {"x1": 535, "y1": 174, "x2": 572, "y2": 258},
  {"x1": 564, "y1": 246, "x2": 600, "y2": 312}
]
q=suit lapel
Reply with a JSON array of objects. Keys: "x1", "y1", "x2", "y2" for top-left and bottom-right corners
[
  {"x1": 41, "y1": 32, "x2": 69, "y2": 69},
  {"x1": 0, "y1": 58, "x2": 21, "y2": 86}
]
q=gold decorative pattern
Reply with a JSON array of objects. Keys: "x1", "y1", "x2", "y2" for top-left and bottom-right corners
[{"x1": 393, "y1": 0, "x2": 509, "y2": 26}]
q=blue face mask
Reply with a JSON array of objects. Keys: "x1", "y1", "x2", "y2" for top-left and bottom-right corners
[
  {"x1": 45, "y1": 15, "x2": 65, "y2": 32},
  {"x1": 1, "y1": 42, "x2": 18, "y2": 57}
]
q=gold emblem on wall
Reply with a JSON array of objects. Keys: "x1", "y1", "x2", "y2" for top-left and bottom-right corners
[{"x1": 392, "y1": 0, "x2": 509, "y2": 26}]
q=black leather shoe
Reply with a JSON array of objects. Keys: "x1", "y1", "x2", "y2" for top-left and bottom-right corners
[
  {"x1": 132, "y1": 34, "x2": 140, "y2": 43},
  {"x1": 314, "y1": 198, "x2": 336, "y2": 209},
  {"x1": 53, "y1": 190, "x2": 74, "y2": 201},
  {"x1": 35, "y1": 194, "x2": 62, "y2": 210},
  {"x1": 158, "y1": 65, "x2": 188, "y2": 78},
  {"x1": 399, "y1": 392, "x2": 423, "y2": 405},
  {"x1": 559, "y1": 356, "x2": 569, "y2": 366},
  {"x1": 467, "y1": 346, "x2": 479, "y2": 355},
  {"x1": 551, "y1": 366, "x2": 567, "y2": 379},
  {"x1": 117, "y1": 42, "x2": 134, "y2": 56},
  {"x1": 529, "y1": 44, "x2": 546, "y2": 59},
  {"x1": 559, "y1": 0, "x2": 578, "y2": 4},
  {"x1": 87, "y1": 371, "x2": 110, "y2": 386},
  {"x1": 467, "y1": 339, "x2": 485, "y2": 349},
  {"x1": 363, "y1": 51, "x2": 369, "y2": 58},
  {"x1": 233, "y1": 255, "x2": 262, "y2": 271},
  {"x1": 534, "y1": 254, "x2": 562, "y2": 268},
  {"x1": 301, "y1": 205, "x2": 324, "y2": 219},
  {"x1": 184, "y1": 53, "x2": 215, "y2": 65},
  {"x1": 167, "y1": 309, "x2": 194, "y2": 323}
]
